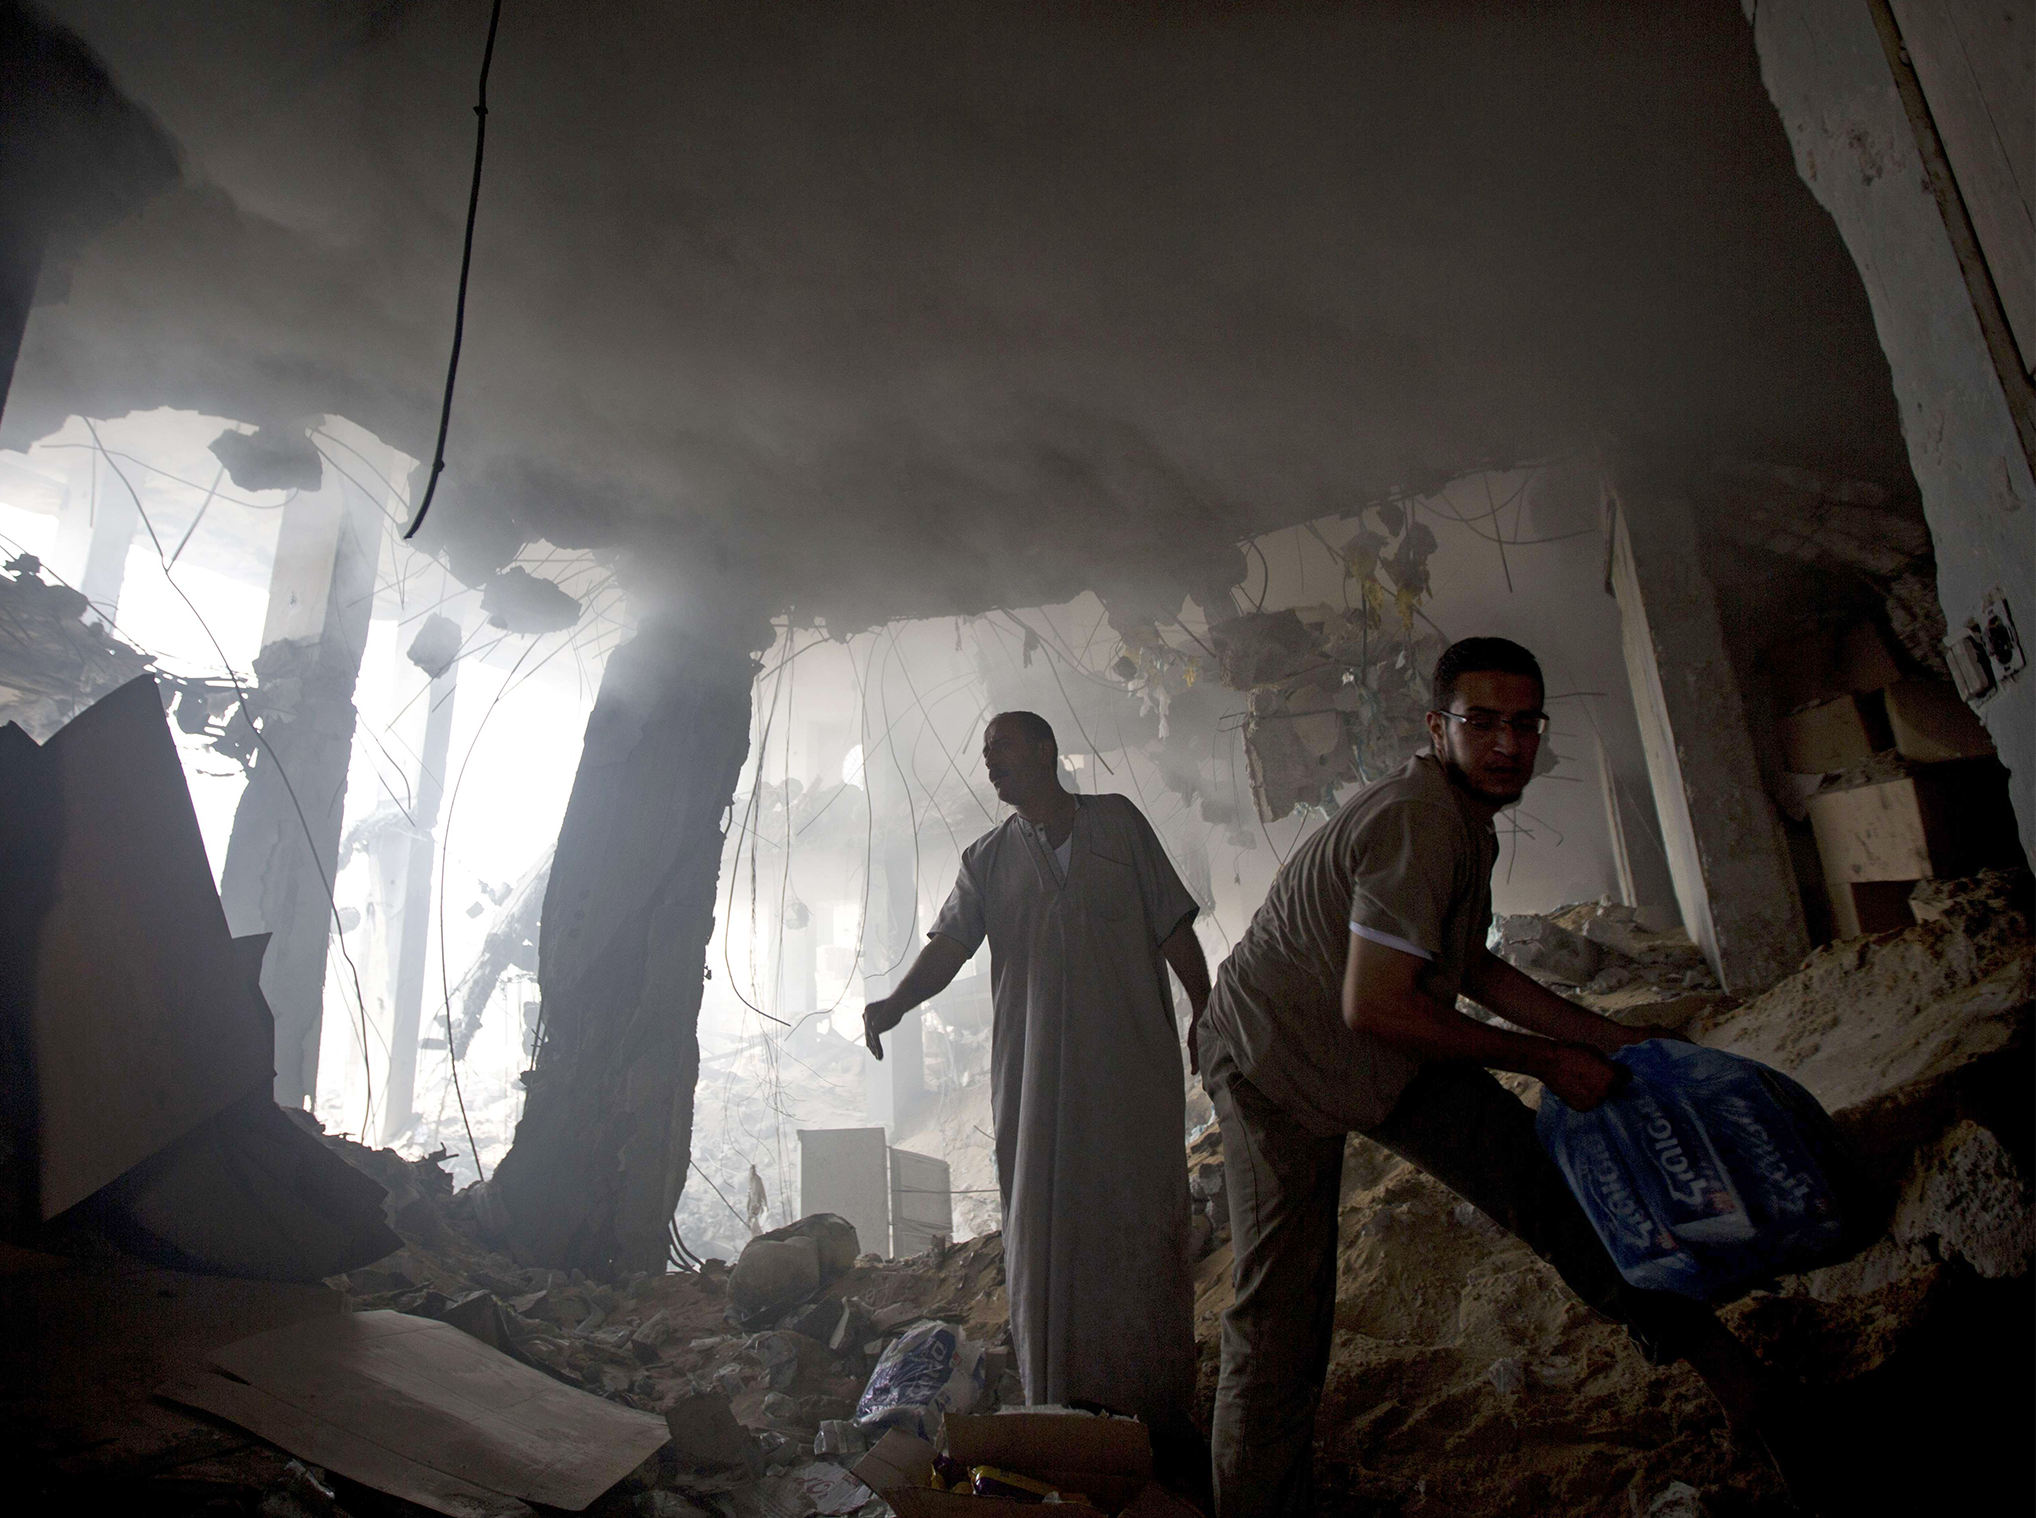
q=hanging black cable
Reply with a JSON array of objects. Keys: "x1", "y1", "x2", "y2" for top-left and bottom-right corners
[{"x1": 402, "y1": 0, "x2": 506, "y2": 542}]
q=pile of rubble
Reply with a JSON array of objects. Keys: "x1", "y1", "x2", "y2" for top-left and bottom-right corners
[
  {"x1": 1494, "y1": 899, "x2": 1722, "y2": 1021},
  {"x1": 0, "y1": 552, "x2": 154, "y2": 740},
  {"x1": 306, "y1": 1127, "x2": 1016, "y2": 1518},
  {"x1": 229, "y1": 868, "x2": 2023, "y2": 1516}
]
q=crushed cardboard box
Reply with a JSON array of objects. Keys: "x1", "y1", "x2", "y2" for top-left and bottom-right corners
[
  {"x1": 1779, "y1": 691, "x2": 1891, "y2": 774},
  {"x1": 1805, "y1": 759, "x2": 2024, "y2": 938},
  {"x1": 1882, "y1": 680, "x2": 1994, "y2": 763},
  {"x1": 853, "y1": 1412, "x2": 1199, "y2": 1518}
]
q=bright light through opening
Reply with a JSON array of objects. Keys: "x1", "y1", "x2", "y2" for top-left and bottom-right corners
[{"x1": 841, "y1": 742, "x2": 865, "y2": 786}]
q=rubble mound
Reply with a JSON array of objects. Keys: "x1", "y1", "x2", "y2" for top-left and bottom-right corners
[
  {"x1": 1190, "y1": 873, "x2": 2031, "y2": 1514},
  {"x1": 1497, "y1": 901, "x2": 1727, "y2": 1030},
  {"x1": 301, "y1": 1128, "x2": 1017, "y2": 1516},
  {"x1": 1190, "y1": 1127, "x2": 1785, "y2": 1517},
  {"x1": 0, "y1": 554, "x2": 154, "y2": 740},
  {"x1": 1691, "y1": 869, "x2": 2032, "y2": 1140}
]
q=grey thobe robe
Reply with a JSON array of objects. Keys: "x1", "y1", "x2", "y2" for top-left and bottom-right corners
[{"x1": 930, "y1": 792, "x2": 1200, "y2": 1429}]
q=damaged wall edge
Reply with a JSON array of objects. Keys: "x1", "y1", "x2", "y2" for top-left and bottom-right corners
[
  {"x1": 1748, "y1": 0, "x2": 2036, "y2": 859},
  {"x1": 217, "y1": 464, "x2": 385, "y2": 1109},
  {"x1": 487, "y1": 613, "x2": 767, "y2": 1277}
]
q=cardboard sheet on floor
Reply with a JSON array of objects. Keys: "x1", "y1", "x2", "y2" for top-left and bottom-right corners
[
  {"x1": 159, "y1": 1309, "x2": 670, "y2": 1517},
  {"x1": 16, "y1": 676, "x2": 273, "y2": 1217},
  {"x1": 0, "y1": 1253, "x2": 340, "y2": 1481}
]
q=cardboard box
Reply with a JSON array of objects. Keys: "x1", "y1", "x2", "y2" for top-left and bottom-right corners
[
  {"x1": 854, "y1": 1414, "x2": 1200, "y2": 1518},
  {"x1": 1771, "y1": 619, "x2": 1904, "y2": 713},
  {"x1": 1883, "y1": 680, "x2": 1995, "y2": 762},
  {"x1": 1779, "y1": 691, "x2": 1892, "y2": 774},
  {"x1": 1806, "y1": 760, "x2": 2018, "y2": 885},
  {"x1": 1832, "y1": 621, "x2": 1902, "y2": 694},
  {"x1": 1806, "y1": 759, "x2": 2024, "y2": 938}
]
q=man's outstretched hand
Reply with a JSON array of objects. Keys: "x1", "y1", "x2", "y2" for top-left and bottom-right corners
[
  {"x1": 863, "y1": 996, "x2": 905, "y2": 1059},
  {"x1": 1538, "y1": 1041, "x2": 1629, "y2": 1111}
]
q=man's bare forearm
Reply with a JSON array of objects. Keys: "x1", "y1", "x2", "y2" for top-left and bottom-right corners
[
  {"x1": 883, "y1": 934, "x2": 971, "y2": 1012},
  {"x1": 1461, "y1": 949, "x2": 1631, "y2": 1052},
  {"x1": 864, "y1": 935, "x2": 972, "y2": 1058},
  {"x1": 1160, "y1": 920, "x2": 1210, "y2": 1017},
  {"x1": 1347, "y1": 983, "x2": 1573, "y2": 1082}
]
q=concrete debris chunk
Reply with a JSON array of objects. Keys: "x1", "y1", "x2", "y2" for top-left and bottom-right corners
[
  {"x1": 1495, "y1": 913, "x2": 1603, "y2": 985},
  {"x1": 0, "y1": 555, "x2": 155, "y2": 739},
  {"x1": 257, "y1": 1460, "x2": 346, "y2": 1518},
  {"x1": 732, "y1": 1237, "x2": 822, "y2": 1323},
  {"x1": 666, "y1": 1390, "x2": 755, "y2": 1470},
  {"x1": 1892, "y1": 1121, "x2": 2035, "y2": 1280},
  {"x1": 731, "y1": 1214, "x2": 863, "y2": 1327},
  {"x1": 1644, "y1": 1480, "x2": 1709, "y2": 1518}
]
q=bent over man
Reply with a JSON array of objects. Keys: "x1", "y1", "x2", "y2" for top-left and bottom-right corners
[
  {"x1": 1197, "y1": 638, "x2": 1780, "y2": 1517},
  {"x1": 866, "y1": 711, "x2": 1211, "y2": 1451}
]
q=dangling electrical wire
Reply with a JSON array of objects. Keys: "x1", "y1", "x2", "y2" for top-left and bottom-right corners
[
  {"x1": 401, "y1": 0, "x2": 506, "y2": 542},
  {"x1": 83, "y1": 421, "x2": 383, "y2": 1137}
]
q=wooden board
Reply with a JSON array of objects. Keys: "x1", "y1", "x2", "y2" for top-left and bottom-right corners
[
  {"x1": 158, "y1": 1310, "x2": 669, "y2": 1515},
  {"x1": 29, "y1": 676, "x2": 274, "y2": 1217}
]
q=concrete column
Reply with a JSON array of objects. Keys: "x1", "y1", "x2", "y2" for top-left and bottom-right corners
[
  {"x1": 1749, "y1": 0, "x2": 2036, "y2": 858},
  {"x1": 374, "y1": 615, "x2": 460, "y2": 1142},
  {"x1": 51, "y1": 449, "x2": 137, "y2": 625},
  {"x1": 1606, "y1": 477, "x2": 1811, "y2": 993},
  {"x1": 1591, "y1": 720, "x2": 1639, "y2": 909},
  {"x1": 862, "y1": 833, "x2": 926, "y2": 1135},
  {"x1": 489, "y1": 614, "x2": 761, "y2": 1277},
  {"x1": 218, "y1": 461, "x2": 381, "y2": 1107},
  {"x1": 864, "y1": 997, "x2": 926, "y2": 1135}
]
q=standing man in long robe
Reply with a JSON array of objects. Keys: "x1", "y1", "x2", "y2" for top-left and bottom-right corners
[{"x1": 865, "y1": 710, "x2": 1210, "y2": 1457}]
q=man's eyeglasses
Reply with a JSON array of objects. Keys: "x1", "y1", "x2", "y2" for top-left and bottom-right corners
[{"x1": 1433, "y1": 709, "x2": 1549, "y2": 738}]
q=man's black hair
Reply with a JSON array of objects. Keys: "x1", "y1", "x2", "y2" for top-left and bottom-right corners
[
  {"x1": 1431, "y1": 638, "x2": 1544, "y2": 711},
  {"x1": 992, "y1": 710, "x2": 1058, "y2": 753}
]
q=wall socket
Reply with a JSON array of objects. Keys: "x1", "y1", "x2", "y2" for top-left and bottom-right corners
[
  {"x1": 1946, "y1": 589, "x2": 2024, "y2": 707},
  {"x1": 1981, "y1": 588, "x2": 2024, "y2": 680}
]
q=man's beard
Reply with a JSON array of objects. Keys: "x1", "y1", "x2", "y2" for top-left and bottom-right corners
[{"x1": 1441, "y1": 755, "x2": 1526, "y2": 808}]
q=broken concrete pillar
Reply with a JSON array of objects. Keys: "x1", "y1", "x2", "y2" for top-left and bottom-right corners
[
  {"x1": 489, "y1": 615, "x2": 761, "y2": 1277},
  {"x1": 1605, "y1": 475, "x2": 1811, "y2": 994},
  {"x1": 862, "y1": 833, "x2": 927, "y2": 1136},
  {"x1": 864, "y1": 999, "x2": 926, "y2": 1136},
  {"x1": 372, "y1": 614, "x2": 461, "y2": 1142},
  {"x1": 217, "y1": 462, "x2": 381, "y2": 1108},
  {"x1": 1748, "y1": 0, "x2": 2035, "y2": 859},
  {"x1": 51, "y1": 448, "x2": 136, "y2": 625}
]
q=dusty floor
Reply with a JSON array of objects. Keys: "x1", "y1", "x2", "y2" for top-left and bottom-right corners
[{"x1": 2, "y1": 877, "x2": 2027, "y2": 1517}]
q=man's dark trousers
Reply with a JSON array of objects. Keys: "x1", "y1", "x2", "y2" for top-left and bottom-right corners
[{"x1": 1202, "y1": 1034, "x2": 1711, "y2": 1518}]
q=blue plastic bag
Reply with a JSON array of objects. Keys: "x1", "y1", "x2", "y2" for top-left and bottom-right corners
[
  {"x1": 853, "y1": 1319, "x2": 986, "y2": 1441},
  {"x1": 1537, "y1": 1039, "x2": 1855, "y2": 1301}
]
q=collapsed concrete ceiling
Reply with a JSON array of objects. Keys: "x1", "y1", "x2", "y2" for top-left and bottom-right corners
[{"x1": 8, "y1": 0, "x2": 1911, "y2": 631}]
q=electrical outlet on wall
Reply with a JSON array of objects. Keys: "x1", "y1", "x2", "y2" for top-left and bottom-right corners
[
  {"x1": 1980, "y1": 589, "x2": 2024, "y2": 681},
  {"x1": 1945, "y1": 622, "x2": 1996, "y2": 704},
  {"x1": 1946, "y1": 590, "x2": 2025, "y2": 709}
]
